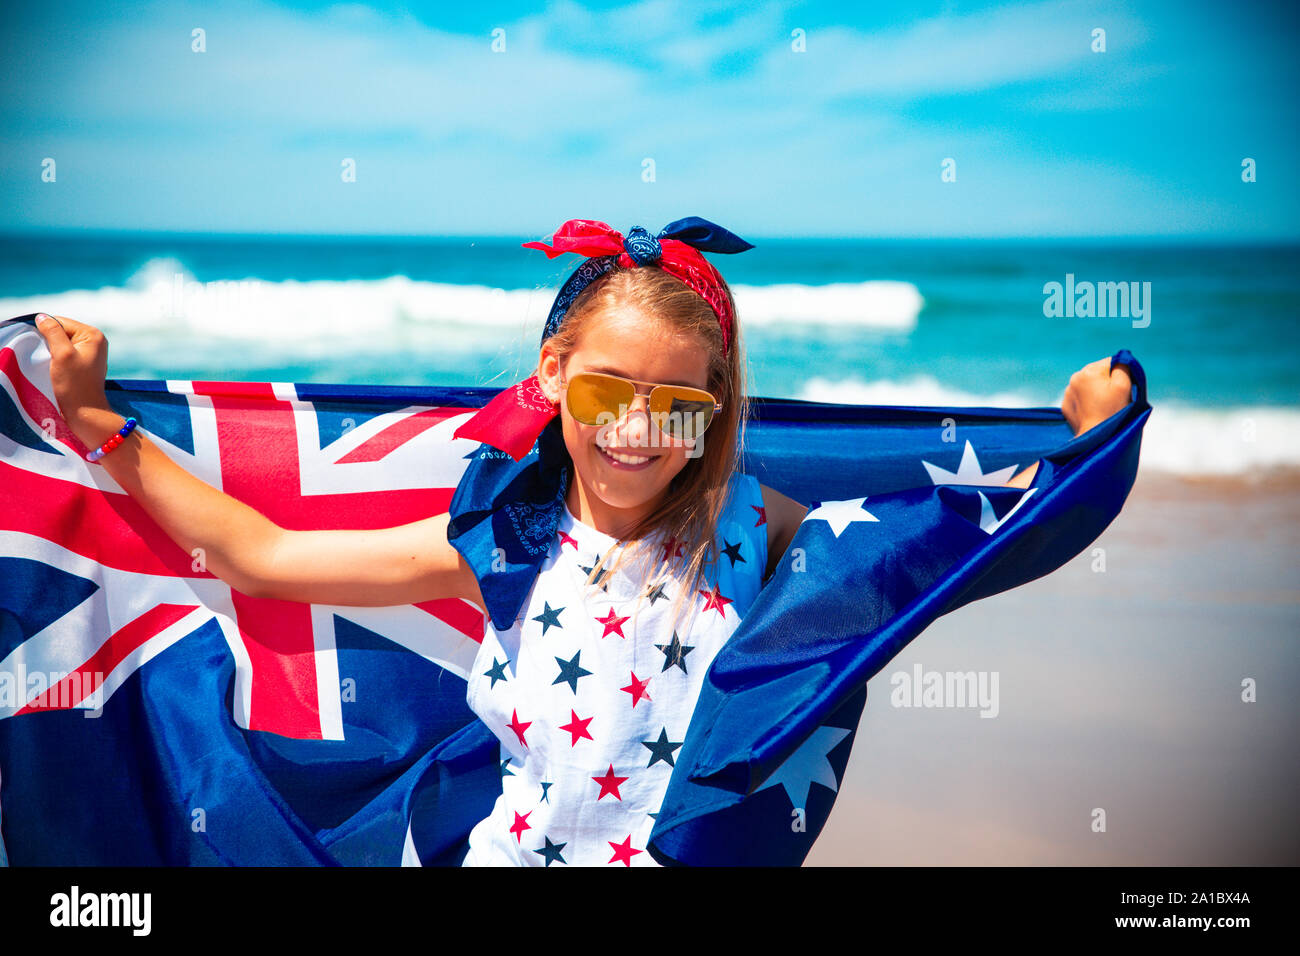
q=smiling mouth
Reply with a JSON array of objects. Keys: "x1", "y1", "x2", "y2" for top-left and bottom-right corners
[{"x1": 597, "y1": 445, "x2": 658, "y2": 468}]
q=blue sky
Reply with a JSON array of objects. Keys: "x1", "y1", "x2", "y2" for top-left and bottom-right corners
[{"x1": 1, "y1": 0, "x2": 1296, "y2": 238}]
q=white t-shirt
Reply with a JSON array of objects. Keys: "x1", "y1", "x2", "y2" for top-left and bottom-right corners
[{"x1": 461, "y1": 470, "x2": 769, "y2": 866}]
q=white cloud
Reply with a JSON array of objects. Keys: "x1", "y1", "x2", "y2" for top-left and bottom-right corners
[{"x1": 753, "y1": 0, "x2": 1152, "y2": 101}]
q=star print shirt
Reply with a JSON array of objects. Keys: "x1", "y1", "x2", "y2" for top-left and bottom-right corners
[{"x1": 461, "y1": 469, "x2": 770, "y2": 867}]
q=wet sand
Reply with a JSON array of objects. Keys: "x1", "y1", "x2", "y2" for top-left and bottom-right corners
[{"x1": 806, "y1": 467, "x2": 1300, "y2": 865}]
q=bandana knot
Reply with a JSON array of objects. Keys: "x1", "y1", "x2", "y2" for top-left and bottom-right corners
[{"x1": 621, "y1": 226, "x2": 663, "y2": 266}]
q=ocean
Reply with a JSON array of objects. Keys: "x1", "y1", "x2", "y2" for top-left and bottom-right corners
[{"x1": 3, "y1": 232, "x2": 1296, "y2": 478}]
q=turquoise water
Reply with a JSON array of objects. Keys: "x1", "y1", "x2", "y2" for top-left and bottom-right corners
[{"x1": 3, "y1": 231, "x2": 1297, "y2": 475}]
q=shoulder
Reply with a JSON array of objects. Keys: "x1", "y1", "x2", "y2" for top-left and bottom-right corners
[{"x1": 758, "y1": 482, "x2": 808, "y2": 580}]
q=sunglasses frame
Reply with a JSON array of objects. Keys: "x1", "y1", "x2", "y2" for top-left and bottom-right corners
[{"x1": 558, "y1": 371, "x2": 723, "y2": 442}]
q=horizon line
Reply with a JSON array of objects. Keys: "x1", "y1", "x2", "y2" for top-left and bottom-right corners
[{"x1": 1, "y1": 228, "x2": 1297, "y2": 246}]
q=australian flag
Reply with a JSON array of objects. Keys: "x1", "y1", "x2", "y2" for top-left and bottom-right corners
[{"x1": 0, "y1": 314, "x2": 1150, "y2": 865}]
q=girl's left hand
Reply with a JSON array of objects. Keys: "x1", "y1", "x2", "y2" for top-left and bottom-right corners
[{"x1": 1061, "y1": 357, "x2": 1132, "y2": 436}]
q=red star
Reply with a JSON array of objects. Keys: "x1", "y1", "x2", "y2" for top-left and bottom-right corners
[
  {"x1": 558, "y1": 529, "x2": 579, "y2": 550},
  {"x1": 660, "y1": 536, "x2": 685, "y2": 563},
  {"x1": 509, "y1": 810, "x2": 532, "y2": 843},
  {"x1": 698, "y1": 583, "x2": 733, "y2": 618},
  {"x1": 558, "y1": 709, "x2": 594, "y2": 746},
  {"x1": 595, "y1": 606, "x2": 631, "y2": 638},
  {"x1": 592, "y1": 764, "x2": 629, "y2": 801},
  {"x1": 506, "y1": 709, "x2": 531, "y2": 748},
  {"x1": 620, "y1": 671, "x2": 652, "y2": 708},
  {"x1": 607, "y1": 835, "x2": 643, "y2": 866},
  {"x1": 752, "y1": 504, "x2": 767, "y2": 526}
]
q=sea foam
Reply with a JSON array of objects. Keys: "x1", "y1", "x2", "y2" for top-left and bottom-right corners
[
  {"x1": 800, "y1": 375, "x2": 1300, "y2": 477},
  {"x1": 1, "y1": 261, "x2": 923, "y2": 338},
  {"x1": 7, "y1": 265, "x2": 1294, "y2": 478}
]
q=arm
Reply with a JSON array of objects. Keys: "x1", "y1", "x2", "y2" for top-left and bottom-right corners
[
  {"x1": 256, "y1": 512, "x2": 484, "y2": 607},
  {"x1": 759, "y1": 483, "x2": 808, "y2": 581},
  {"x1": 1005, "y1": 461, "x2": 1039, "y2": 489},
  {"x1": 35, "y1": 314, "x2": 484, "y2": 609},
  {"x1": 1003, "y1": 357, "x2": 1133, "y2": 489}
]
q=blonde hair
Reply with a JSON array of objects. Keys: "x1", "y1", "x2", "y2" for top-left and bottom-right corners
[{"x1": 541, "y1": 264, "x2": 750, "y2": 636}]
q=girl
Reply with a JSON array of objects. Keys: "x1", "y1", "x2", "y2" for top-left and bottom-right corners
[{"x1": 33, "y1": 217, "x2": 1132, "y2": 866}]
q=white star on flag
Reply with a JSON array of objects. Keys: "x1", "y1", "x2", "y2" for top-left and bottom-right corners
[
  {"x1": 756, "y1": 725, "x2": 852, "y2": 809},
  {"x1": 922, "y1": 440, "x2": 1018, "y2": 486},
  {"x1": 977, "y1": 487, "x2": 1038, "y2": 535},
  {"x1": 803, "y1": 498, "x2": 880, "y2": 538}
]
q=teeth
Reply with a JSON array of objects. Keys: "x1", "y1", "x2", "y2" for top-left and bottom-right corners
[{"x1": 602, "y1": 447, "x2": 652, "y2": 465}]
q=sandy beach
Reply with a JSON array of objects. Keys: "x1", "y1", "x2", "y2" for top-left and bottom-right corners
[{"x1": 806, "y1": 466, "x2": 1300, "y2": 866}]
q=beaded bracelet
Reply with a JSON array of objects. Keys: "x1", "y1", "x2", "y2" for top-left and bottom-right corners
[{"x1": 86, "y1": 417, "x2": 138, "y2": 463}]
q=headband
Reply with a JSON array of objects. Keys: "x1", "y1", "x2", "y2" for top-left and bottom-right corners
[
  {"x1": 445, "y1": 217, "x2": 755, "y2": 631},
  {"x1": 452, "y1": 217, "x2": 753, "y2": 461},
  {"x1": 528, "y1": 217, "x2": 751, "y2": 355}
]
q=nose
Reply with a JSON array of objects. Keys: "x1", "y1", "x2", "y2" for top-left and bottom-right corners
[
  {"x1": 593, "y1": 390, "x2": 655, "y2": 450},
  {"x1": 616, "y1": 393, "x2": 653, "y2": 448}
]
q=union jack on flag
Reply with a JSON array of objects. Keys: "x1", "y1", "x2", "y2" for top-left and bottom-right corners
[
  {"x1": 1, "y1": 314, "x2": 505, "y2": 864},
  {"x1": 1, "y1": 317, "x2": 490, "y2": 738},
  {"x1": 0, "y1": 314, "x2": 1151, "y2": 866}
]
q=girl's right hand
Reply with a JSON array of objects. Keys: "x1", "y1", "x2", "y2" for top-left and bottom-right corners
[{"x1": 32, "y1": 313, "x2": 112, "y2": 422}]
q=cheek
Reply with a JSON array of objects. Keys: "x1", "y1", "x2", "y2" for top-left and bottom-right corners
[
  {"x1": 658, "y1": 445, "x2": 693, "y2": 480},
  {"x1": 563, "y1": 419, "x2": 614, "y2": 471},
  {"x1": 561, "y1": 415, "x2": 589, "y2": 461}
]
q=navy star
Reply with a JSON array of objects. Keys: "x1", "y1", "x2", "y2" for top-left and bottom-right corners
[
  {"x1": 642, "y1": 728, "x2": 684, "y2": 768},
  {"x1": 552, "y1": 650, "x2": 593, "y2": 694},
  {"x1": 533, "y1": 836, "x2": 567, "y2": 866},
  {"x1": 531, "y1": 601, "x2": 564, "y2": 635},
  {"x1": 720, "y1": 538, "x2": 746, "y2": 568},
  {"x1": 539, "y1": 781, "x2": 553, "y2": 804},
  {"x1": 577, "y1": 558, "x2": 611, "y2": 591},
  {"x1": 644, "y1": 580, "x2": 670, "y2": 605},
  {"x1": 483, "y1": 657, "x2": 509, "y2": 687},
  {"x1": 655, "y1": 632, "x2": 695, "y2": 674},
  {"x1": 499, "y1": 758, "x2": 514, "y2": 778}
]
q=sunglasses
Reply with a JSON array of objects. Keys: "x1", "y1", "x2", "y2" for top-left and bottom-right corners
[{"x1": 560, "y1": 371, "x2": 722, "y2": 442}]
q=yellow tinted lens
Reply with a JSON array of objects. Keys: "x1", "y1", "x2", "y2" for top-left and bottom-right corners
[
  {"x1": 651, "y1": 387, "x2": 717, "y2": 439},
  {"x1": 567, "y1": 373, "x2": 634, "y2": 426}
]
